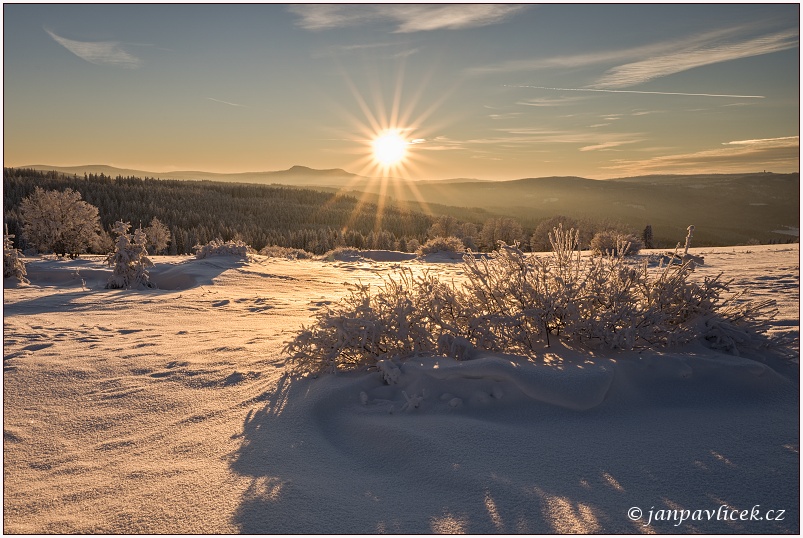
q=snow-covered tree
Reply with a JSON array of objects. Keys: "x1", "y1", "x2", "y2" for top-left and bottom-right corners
[
  {"x1": 144, "y1": 217, "x2": 171, "y2": 254},
  {"x1": 530, "y1": 215, "x2": 580, "y2": 252},
  {"x1": 428, "y1": 217, "x2": 478, "y2": 250},
  {"x1": 642, "y1": 225, "x2": 654, "y2": 249},
  {"x1": 427, "y1": 215, "x2": 461, "y2": 239},
  {"x1": 479, "y1": 217, "x2": 524, "y2": 251},
  {"x1": 20, "y1": 187, "x2": 101, "y2": 258},
  {"x1": 3, "y1": 224, "x2": 28, "y2": 283},
  {"x1": 105, "y1": 221, "x2": 155, "y2": 289}
]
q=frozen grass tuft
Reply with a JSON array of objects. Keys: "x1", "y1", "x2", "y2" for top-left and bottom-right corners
[{"x1": 285, "y1": 226, "x2": 781, "y2": 375}]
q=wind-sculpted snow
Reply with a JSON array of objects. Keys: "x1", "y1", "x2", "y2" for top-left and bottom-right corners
[
  {"x1": 361, "y1": 353, "x2": 616, "y2": 412},
  {"x1": 2, "y1": 245, "x2": 799, "y2": 533},
  {"x1": 230, "y1": 345, "x2": 796, "y2": 534}
]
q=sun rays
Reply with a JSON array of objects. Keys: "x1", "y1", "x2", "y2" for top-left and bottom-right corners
[{"x1": 315, "y1": 57, "x2": 462, "y2": 237}]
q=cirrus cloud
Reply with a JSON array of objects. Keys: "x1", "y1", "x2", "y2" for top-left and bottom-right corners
[
  {"x1": 45, "y1": 28, "x2": 141, "y2": 68},
  {"x1": 594, "y1": 28, "x2": 799, "y2": 88},
  {"x1": 288, "y1": 4, "x2": 529, "y2": 33}
]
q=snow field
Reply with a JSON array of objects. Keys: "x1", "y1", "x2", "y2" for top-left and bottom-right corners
[{"x1": 2, "y1": 245, "x2": 799, "y2": 533}]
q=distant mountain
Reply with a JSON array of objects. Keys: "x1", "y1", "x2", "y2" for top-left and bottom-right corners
[{"x1": 16, "y1": 164, "x2": 361, "y2": 187}]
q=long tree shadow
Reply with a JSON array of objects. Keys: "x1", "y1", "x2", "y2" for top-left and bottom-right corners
[
  {"x1": 227, "y1": 360, "x2": 799, "y2": 534},
  {"x1": 4, "y1": 258, "x2": 243, "y2": 316}
]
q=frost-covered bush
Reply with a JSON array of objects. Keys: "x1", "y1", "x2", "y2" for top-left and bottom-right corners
[
  {"x1": 417, "y1": 236, "x2": 466, "y2": 255},
  {"x1": 286, "y1": 225, "x2": 779, "y2": 374},
  {"x1": 285, "y1": 268, "x2": 464, "y2": 373},
  {"x1": 105, "y1": 221, "x2": 155, "y2": 289},
  {"x1": 591, "y1": 230, "x2": 643, "y2": 256},
  {"x1": 259, "y1": 245, "x2": 314, "y2": 259},
  {"x1": 3, "y1": 225, "x2": 28, "y2": 283},
  {"x1": 194, "y1": 238, "x2": 254, "y2": 259},
  {"x1": 321, "y1": 247, "x2": 363, "y2": 262}
]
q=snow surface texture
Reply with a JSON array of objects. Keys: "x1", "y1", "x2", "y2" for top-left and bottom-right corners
[{"x1": 3, "y1": 245, "x2": 799, "y2": 533}]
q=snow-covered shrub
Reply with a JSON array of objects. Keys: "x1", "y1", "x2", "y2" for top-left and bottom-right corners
[
  {"x1": 285, "y1": 225, "x2": 780, "y2": 374},
  {"x1": 105, "y1": 221, "x2": 155, "y2": 289},
  {"x1": 3, "y1": 224, "x2": 28, "y2": 283},
  {"x1": 417, "y1": 236, "x2": 466, "y2": 255},
  {"x1": 590, "y1": 230, "x2": 643, "y2": 256},
  {"x1": 285, "y1": 268, "x2": 465, "y2": 374},
  {"x1": 321, "y1": 247, "x2": 363, "y2": 262},
  {"x1": 259, "y1": 245, "x2": 314, "y2": 259},
  {"x1": 194, "y1": 238, "x2": 254, "y2": 259}
]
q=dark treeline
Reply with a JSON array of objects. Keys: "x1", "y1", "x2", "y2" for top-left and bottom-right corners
[{"x1": 3, "y1": 168, "x2": 437, "y2": 255}]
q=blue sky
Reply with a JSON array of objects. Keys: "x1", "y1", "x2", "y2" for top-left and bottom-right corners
[{"x1": 3, "y1": 3, "x2": 800, "y2": 179}]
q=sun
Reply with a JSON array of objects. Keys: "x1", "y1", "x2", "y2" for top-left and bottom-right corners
[{"x1": 372, "y1": 130, "x2": 408, "y2": 167}]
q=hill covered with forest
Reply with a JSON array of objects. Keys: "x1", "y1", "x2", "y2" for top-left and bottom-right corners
[
  {"x1": 16, "y1": 164, "x2": 799, "y2": 247},
  {"x1": 3, "y1": 168, "x2": 437, "y2": 255}
]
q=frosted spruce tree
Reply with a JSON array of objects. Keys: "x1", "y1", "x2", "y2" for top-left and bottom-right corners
[
  {"x1": 3, "y1": 224, "x2": 28, "y2": 283},
  {"x1": 105, "y1": 221, "x2": 155, "y2": 289}
]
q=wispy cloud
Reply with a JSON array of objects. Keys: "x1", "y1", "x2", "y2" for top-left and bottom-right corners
[
  {"x1": 470, "y1": 25, "x2": 798, "y2": 89},
  {"x1": 516, "y1": 95, "x2": 588, "y2": 107},
  {"x1": 511, "y1": 85, "x2": 766, "y2": 99},
  {"x1": 605, "y1": 136, "x2": 799, "y2": 174},
  {"x1": 45, "y1": 28, "x2": 141, "y2": 68},
  {"x1": 488, "y1": 112, "x2": 524, "y2": 120},
  {"x1": 430, "y1": 128, "x2": 644, "y2": 154},
  {"x1": 289, "y1": 5, "x2": 528, "y2": 33},
  {"x1": 311, "y1": 41, "x2": 421, "y2": 59},
  {"x1": 722, "y1": 135, "x2": 799, "y2": 147},
  {"x1": 594, "y1": 28, "x2": 799, "y2": 88},
  {"x1": 579, "y1": 141, "x2": 638, "y2": 152},
  {"x1": 207, "y1": 97, "x2": 247, "y2": 108}
]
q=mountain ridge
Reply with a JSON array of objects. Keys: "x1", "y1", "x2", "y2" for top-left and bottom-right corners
[{"x1": 12, "y1": 163, "x2": 795, "y2": 186}]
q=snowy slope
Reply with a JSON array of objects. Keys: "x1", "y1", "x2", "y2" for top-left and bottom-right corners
[{"x1": 2, "y1": 245, "x2": 799, "y2": 533}]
